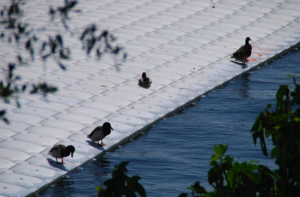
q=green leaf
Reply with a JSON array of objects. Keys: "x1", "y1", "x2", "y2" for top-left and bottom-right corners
[
  {"x1": 274, "y1": 132, "x2": 282, "y2": 141},
  {"x1": 232, "y1": 162, "x2": 241, "y2": 172},
  {"x1": 265, "y1": 129, "x2": 270, "y2": 138},
  {"x1": 213, "y1": 146, "x2": 221, "y2": 157},
  {"x1": 211, "y1": 144, "x2": 228, "y2": 161},
  {"x1": 213, "y1": 144, "x2": 228, "y2": 157},
  {"x1": 276, "y1": 85, "x2": 289, "y2": 106},
  {"x1": 251, "y1": 113, "x2": 263, "y2": 133},
  {"x1": 115, "y1": 161, "x2": 129, "y2": 172},
  {"x1": 192, "y1": 181, "x2": 201, "y2": 194},
  {"x1": 223, "y1": 155, "x2": 234, "y2": 164},
  {"x1": 250, "y1": 160, "x2": 258, "y2": 163},
  {"x1": 127, "y1": 175, "x2": 146, "y2": 197},
  {"x1": 207, "y1": 165, "x2": 223, "y2": 186},
  {"x1": 272, "y1": 169, "x2": 280, "y2": 181},
  {"x1": 258, "y1": 120, "x2": 263, "y2": 131},
  {"x1": 218, "y1": 144, "x2": 228, "y2": 155},
  {"x1": 243, "y1": 163, "x2": 258, "y2": 172},
  {"x1": 188, "y1": 181, "x2": 207, "y2": 194},
  {"x1": 96, "y1": 186, "x2": 101, "y2": 192},
  {"x1": 273, "y1": 125, "x2": 280, "y2": 130},
  {"x1": 226, "y1": 170, "x2": 235, "y2": 188},
  {"x1": 270, "y1": 146, "x2": 279, "y2": 158},
  {"x1": 210, "y1": 153, "x2": 220, "y2": 161},
  {"x1": 294, "y1": 117, "x2": 300, "y2": 122},
  {"x1": 243, "y1": 171, "x2": 262, "y2": 184},
  {"x1": 241, "y1": 163, "x2": 260, "y2": 184},
  {"x1": 285, "y1": 74, "x2": 294, "y2": 78},
  {"x1": 264, "y1": 103, "x2": 272, "y2": 110}
]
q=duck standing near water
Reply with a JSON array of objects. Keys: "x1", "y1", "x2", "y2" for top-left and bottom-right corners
[
  {"x1": 87, "y1": 122, "x2": 114, "y2": 146},
  {"x1": 139, "y1": 72, "x2": 152, "y2": 86},
  {"x1": 49, "y1": 144, "x2": 75, "y2": 164},
  {"x1": 231, "y1": 37, "x2": 252, "y2": 65}
]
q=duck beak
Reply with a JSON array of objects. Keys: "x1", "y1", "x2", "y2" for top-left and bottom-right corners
[{"x1": 111, "y1": 127, "x2": 114, "y2": 130}]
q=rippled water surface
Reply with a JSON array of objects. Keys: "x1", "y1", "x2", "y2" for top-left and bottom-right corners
[{"x1": 40, "y1": 50, "x2": 300, "y2": 197}]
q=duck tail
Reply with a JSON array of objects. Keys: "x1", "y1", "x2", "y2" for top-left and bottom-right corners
[{"x1": 231, "y1": 54, "x2": 234, "y2": 58}]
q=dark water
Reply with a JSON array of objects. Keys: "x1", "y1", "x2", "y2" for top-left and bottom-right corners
[{"x1": 40, "y1": 50, "x2": 300, "y2": 197}]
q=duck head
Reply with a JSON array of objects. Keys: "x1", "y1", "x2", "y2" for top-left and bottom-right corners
[
  {"x1": 142, "y1": 72, "x2": 146, "y2": 78},
  {"x1": 103, "y1": 122, "x2": 114, "y2": 131},
  {"x1": 66, "y1": 145, "x2": 75, "y2": 157},
  {"x1": 245, "y1": 37, "x2": 251, "y2": 44}
]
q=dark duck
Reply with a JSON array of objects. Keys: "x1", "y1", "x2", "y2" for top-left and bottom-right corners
[
  {"x1": 231, "y1": 37, "x2": 252, "y2": 65},
  {"x1": 48, "y1": 144, "x2": 75, "y2": 164},
  {"x1": 87, "y1": 122, "x2": 114, "y2": 146},
  {"x1": 139, "y1": 72, "x2": 152, "y2": 86}
]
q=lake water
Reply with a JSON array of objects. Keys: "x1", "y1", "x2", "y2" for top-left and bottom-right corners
[{"x1": 40, "y1": 50, "x2": 300, "y2": 197}]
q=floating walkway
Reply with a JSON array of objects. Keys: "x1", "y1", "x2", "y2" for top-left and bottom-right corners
[{"x1": 0, "y1": 0, "x2": 300, "y2": 196}]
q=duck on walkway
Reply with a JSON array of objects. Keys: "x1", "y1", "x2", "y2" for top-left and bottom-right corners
[
  {"x1": 87, "y1": 122, "x2": 114, "y2": 146},
  {"x1": 139, "y1": 72, "x2": 152, "y2": 86},
  {"x1": 231, "y1": 37, "x2": 252, "y2": 65},
  {"x1": 48, "y1": 144, "x2": 75, "y2": 164}
]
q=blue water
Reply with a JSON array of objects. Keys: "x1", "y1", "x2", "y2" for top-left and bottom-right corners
[{"x1": 40, "y1": 50, "x2": 300, "y2": 197}]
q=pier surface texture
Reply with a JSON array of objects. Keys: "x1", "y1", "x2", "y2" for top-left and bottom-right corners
[{"x1": 0, "y1": 0, "x2": 300, "y2": 196}]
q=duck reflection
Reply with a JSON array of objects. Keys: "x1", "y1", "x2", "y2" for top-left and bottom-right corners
[
  {"x1": 91, "y1": 156, "x2": 111, "y2": 178},
  {"x1": 40, "y1": 156, "x2": 111, "y2": 196},
  {"x1": 238, "y1": 72, "x2": 250, "y2": 98}
]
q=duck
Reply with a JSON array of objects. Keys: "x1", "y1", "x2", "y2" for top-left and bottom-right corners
[
  {"x1": 48, "y1": 144, "x2": 75, "y2": 164},
  {"x1": 87, "y1": 122, "x2": 114, "y2": 146},
  {"x1": 231, "y1": 37, "x2": 252, "y2": 64},
  {"x1": 139, "y1": 72, "x2": 152, "y2": 86}
]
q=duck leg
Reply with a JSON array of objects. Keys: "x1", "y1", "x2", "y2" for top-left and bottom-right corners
[
  {"x1": 242, "y1": 59, "x2": 246, "y2": 65},
  {"x1": 98, "y1": 141, "x2": 102, "y2": 147},
  {"x1": 60, "y1": 158, "x2": 66, "y2": 164},
  {"x1": 101, "y1": 140, "x2": 106, "y2": 146}
]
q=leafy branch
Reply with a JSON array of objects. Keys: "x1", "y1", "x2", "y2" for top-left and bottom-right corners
[
  {"x1": 251, "y1": 75, "x2": 300, "y2": 196},
  {"x1": 0, "y1": 0, "x2": 127, "y2": 124},
  {"x1": 49, "y1": 0, "x2": 80, "y2": 30},
  {"x1": 40, "y1": 34, "x2": 70, "y2": 70},
  {"x1": 179, "y1": 144, "x2": 273, "y2": 197},
  {"x1": 97, "y1": 161, "x2": 146, "y2": 197},
  {"x1": 0, "y1": 0, "x2": 27, "y2": 43},
  {"x1": 80, "y1": 24, "x2": 127, "y2": 61}
]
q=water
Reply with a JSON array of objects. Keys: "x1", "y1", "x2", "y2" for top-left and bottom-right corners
[{"x1": 40, "y1": 50, "x2": 300, "y2": 197}]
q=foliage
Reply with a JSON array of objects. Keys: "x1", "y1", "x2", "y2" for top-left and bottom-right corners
[
  {"x1": 179, "y1": 144, "x2": 274, "y2": 197},
  {"x1": 39, "y1": 34, "x2": 70, "y2": 70},
  {"x1": 0, "y1": 0, "x2": 126, "y2": 123},
  {"x1": 96, "y1": 161, "x2": 146, "y2": 197},
  {"x1": 0, "y1": 0, "x2": 72, "y2": 123},
  {"x1": 251, "y1": 75, "x2": 300, "y2": 197},
  {"x1": 80, "y1": 25, "x2": 126, "y2": 61},
  {"x1": 49, "y1": 0, "x2": 80, "y2": 30}
]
